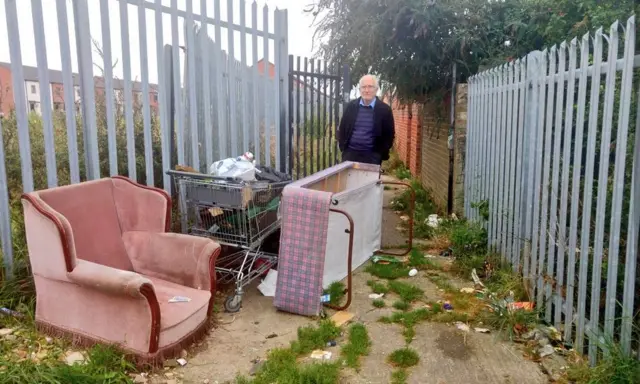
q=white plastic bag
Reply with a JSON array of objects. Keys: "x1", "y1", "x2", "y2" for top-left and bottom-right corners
[{"x1": 209, "y1": 152, "x2": 259, "y2": 181}]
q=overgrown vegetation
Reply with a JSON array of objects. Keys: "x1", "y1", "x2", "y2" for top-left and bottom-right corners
[
  {"x1": 323, "y1": 281, "x2": 346, "y2": 307},
  {"x1": 387, "y1": 348, "x2": 420, "y2": 368},
  {"x1": 309, "y1": 0, "x2": 638, "y2": 102},
  {"x1": 340, "y1": 323, "x2": 371, "y2": 370},
  {"x1": 238, "y1": 320, "x2": 342, "y2": 384},
  {"x1": 0, "y1": 338, "x2": 135, "y2": 384}
]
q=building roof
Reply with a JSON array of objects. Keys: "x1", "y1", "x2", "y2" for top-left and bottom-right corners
[{"x1": 0, "y1": 62, "x2": 157, "y2": 92}]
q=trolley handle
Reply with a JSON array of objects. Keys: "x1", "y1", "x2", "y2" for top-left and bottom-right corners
[
  {"x1": 166, "y1": 169, "x2": 246, "y2": 184},
  {"x1": 324, "y1": 208, "x2": 355, "y2": 312}
]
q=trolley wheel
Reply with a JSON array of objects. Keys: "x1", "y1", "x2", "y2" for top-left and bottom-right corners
[{"x1": 224, "y1": 295, "x2": 242, "y2": 313}]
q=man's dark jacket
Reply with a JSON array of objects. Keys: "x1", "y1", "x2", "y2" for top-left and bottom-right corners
[{"x1": 337, "y1": 97, "x2": 395, "y2": 161}]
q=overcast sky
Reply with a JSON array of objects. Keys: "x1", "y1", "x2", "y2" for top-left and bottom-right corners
[{"x1": 0, "y1": 0, "x2": 320, "y2": 84}]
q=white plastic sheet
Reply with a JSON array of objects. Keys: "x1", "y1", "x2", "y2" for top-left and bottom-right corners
[{"x1": 322, "y1": 181, "x2": 383, "y2": 289}]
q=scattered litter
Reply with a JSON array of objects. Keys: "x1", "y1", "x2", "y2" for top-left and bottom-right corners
[
  {"x1": 539, "y1": 344, "x2": 555, "y2": 358},
  {"x1": 65, "y1": 351, "x2": 86, "y2": 366},
  {"x1": 474, "y1": 328, "x2": 491, "y2": 334},
  {"x1": 426, "y1": 214, "x2": 441, "y2": 228},
  {"x1": 320, "y1": 294, "x2": 331, "y2": 303},
  {"x1": 372, "y1": 255, "x2": 402, "y2": 264},
  {"x1": 400, "y1": 215, "x2": 410, "y2": 222},
  {"x1": 0, "y1": 307, "x2": 24, "y2": 318},
  {"x1": 177, "y1": 358, "x2": 188, "y2": 366},
  {"x1": 250, "y1": 359, "x2": 266, "y2": 376},
  {"x1": 507, "y1": 302, "x2": 534, "y2": 311},
  {"x1": 455, "y1": 322, "x2": 470, "y2": 333},
  {"x1": 266, "y1": 333, "x2": 278, "y2": 339},
  {"x1": 460, "y1": 287, "x2": 475, "y2": 294},
  {"x1": 257, "y1": 269, "x2": 278, "y2": 297},
  {"x1": 0, "y1": 328, "x2": 15, "y2": 337},
  {"x1": 408, "y1": 269, "x2": 418, "y2": 277},
  {"x1": 330, "y1": 311, "x2": 355, "y2": 327},
  {"x1": 451, "y1": 213, "x2": 458, "y2": 221},
  {"x1": 168, "y1": 296, "x2": 191, "y2": 303},
  {"x1": 423, "y1": 304, "x2": 432, "y2": 310},
  {"x1": 133, "y1": 374, "x2": 148, "y2": 384},
  {"x1": 425, "y1": 254, "x2": 437, "y2": 259},
  {"x1": 471, "y1": 269, "x2": 485, "y2": 288},
  {"x1": 369, "y1": 293, "x2": 385, "y2": 299},
  {"x1": 180, "y1": 349, "x2": 188, "y2": 359},
  {"x1": 539, "y1": 326, "x2": 562, "y2": 342},
  {"x1": 45, "y1": 336, "x2": 53, "y2": 344},
  {"x1": 443, "y1": 302, "x2": 453, "y2": 311},
  {"x1": 326, "y1": 340, "x2": 337, "y2": 347},
  {"x1": 310, "y1": 350, "x2": 332, "y2": 360}
]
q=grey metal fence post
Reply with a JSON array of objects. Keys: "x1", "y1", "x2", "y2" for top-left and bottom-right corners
[
  {"x1": 73, "y1": 0, "x2": 100, "y2": 181},
  {"x1": 520, "y1": 50, "x2": 542, "y2": 289}
]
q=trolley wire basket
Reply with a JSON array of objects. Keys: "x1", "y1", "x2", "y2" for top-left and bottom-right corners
[{"x1": 167, "y1": 169, "x2": 290, "y2": 312}]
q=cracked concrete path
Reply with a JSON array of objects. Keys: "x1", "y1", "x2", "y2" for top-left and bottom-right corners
[{"x1": 176, "y1": 176, "x2": 547, "y2": 384}]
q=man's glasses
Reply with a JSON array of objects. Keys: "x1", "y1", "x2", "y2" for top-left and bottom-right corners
[{"x1": 359, "y1": 85, "x2": 375, "y2": 90}]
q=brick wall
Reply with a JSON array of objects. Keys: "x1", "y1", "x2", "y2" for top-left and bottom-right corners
[
  {"x1": 387, "y1": 84, "x2": 468, "y2": 214},
  {"x1": 389, "y1": 99, "x2": 421, "y2": 176},
  {"x1": 420, "y1": 101, "x2": 450, "y2": 210}
]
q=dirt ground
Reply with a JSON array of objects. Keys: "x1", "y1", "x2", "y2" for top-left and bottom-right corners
[{"x1": 168, "y1": 178, "x2": 548, "y2": 384}]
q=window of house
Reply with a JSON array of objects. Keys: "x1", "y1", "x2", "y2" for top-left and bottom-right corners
[
  {"x1": 30, "y1": 84, "x2": 36, "y2": 94},
  {"x1": 153, "y1": 93, "x2": 158, "y2": 102},
  {"x1": 29, "y1": 101, "x2": 36, "y2": 111}
]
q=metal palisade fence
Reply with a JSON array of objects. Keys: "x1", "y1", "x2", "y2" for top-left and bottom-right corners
[
  {"x1": 464, "y1": 16, "x2": 639, "y2": 362},
  {"x1": 0, "y1": 0, "x2": 289, "y2": 279}
]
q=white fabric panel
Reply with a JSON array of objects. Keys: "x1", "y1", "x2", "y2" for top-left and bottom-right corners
[{"x1": 322, "y1": 181, "x2": 383, "y2": 289}]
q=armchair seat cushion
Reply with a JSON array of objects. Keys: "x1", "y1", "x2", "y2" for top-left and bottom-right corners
[{"x1": 147, "y1": 277, "x2": 211, "y2": 347}]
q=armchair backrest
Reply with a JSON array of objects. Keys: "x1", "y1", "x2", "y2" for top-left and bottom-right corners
[{"x1": 34, "y1": 179, "x2": 134, "y2": 271}]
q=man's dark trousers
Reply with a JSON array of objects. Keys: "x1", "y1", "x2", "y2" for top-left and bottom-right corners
[{"x1": 342, "y1": 149, "x2": 382, "y2": 165}]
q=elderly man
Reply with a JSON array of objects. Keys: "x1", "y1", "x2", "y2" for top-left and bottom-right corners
[{"x1": 337, "y1": 75, "x2": 395, "y2": 165}]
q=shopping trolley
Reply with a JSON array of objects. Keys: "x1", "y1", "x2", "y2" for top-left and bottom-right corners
[{"x1": 167, "y1": 170, "x2": 291, "y2": 312}]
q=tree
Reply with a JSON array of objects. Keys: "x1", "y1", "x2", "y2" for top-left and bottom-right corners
[{"x1": 308, "y1": 0, "x2": 637, "y2": 103}]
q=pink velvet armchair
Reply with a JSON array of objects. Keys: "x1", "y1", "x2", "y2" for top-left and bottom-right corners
[{"x1": 21, "y1": 176, "x2": 221, "y2": 362}]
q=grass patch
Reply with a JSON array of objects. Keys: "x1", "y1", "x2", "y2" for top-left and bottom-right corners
[
  {"x1": 408, "y1": 248, "x2": 440, "y2": 270},
  {"x1": 323, "y1": 281, "x2": 346, "y2": 307},
  {"x1": 238, "y1": 321, "x2": 342, "y2": 384},
  {"x1": 479, "y1": 296, "x2": 539, "y2": 340},
  {"x1": 236, "y1": 348, "x2": 340, "y2": 384},
  {"x1": 366, "y1": 279, "x2": 390, "y2": 294},
  {"x1": 391, "y1": 369, "x2": 409, "y2": 384},
  {"x1": 340, "y1": 323, "x2": 371, "y2": 370},
  {"x1": 372, "y1": 299, "x2": 386, "y2": 308},
  {"x1": 565, "y1": 345, "x2": 640, "y2": 384},
  {"x1": 387, "y1": 281, "x2": 424, "y2": 303},
  {"x1": 388, "y1": 348, "x2": 420, "y2": 368},
  {"x1": 380, "y1": 307, "x2": 435, "y2": 343},
  {"x1": 426, "y1": 273, "x2": 456, "y2": 293},
  {"x1": 392, "y1": 301, "x2": 410, "y2": 311},
  {"x1": 290, "y1": 320, "x2": 341, "y2": 356},
  {"x1": 365, "y1": 263, "x2": 410, "y2": 280},
  {"x1": 0, "y1": 344, "x2": 134, "y2": 384}
]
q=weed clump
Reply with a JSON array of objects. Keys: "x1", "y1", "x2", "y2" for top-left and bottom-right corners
[
  {"x1": 341, "y1": 323, "x2": 371, "y2": 370},
  {"x1": 388, "y1": 348, "x2": 420, "y2": 368}
]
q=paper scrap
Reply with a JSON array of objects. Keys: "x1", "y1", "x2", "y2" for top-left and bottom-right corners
[
  {"x1": 310, "y1": 350, "x2": 332, "y2": 360},
  {"x1": 330, "y1": 311, "x2": 355, "y2": 327},
  {"x1": 460, "y1": 287, "x2": 475, "y2": 294},
  {"x1": 257, "y1": 269, "x2": 278, "y2": 297},
  {"x1": 176, "y1": 358, "x2": 188, "y2": 366},
  {"x1": 168, "y1": 296, "x2": 191, "y2": 303},
  {"x1": 474, "y1": 328, "x2": 491, "y2": 334},
  {"x1": 455, "y1": 322, "x2": 470, "y2": 333},
  {"x1": 369, "y1": 293, "x2": 385, "y2": 299}
]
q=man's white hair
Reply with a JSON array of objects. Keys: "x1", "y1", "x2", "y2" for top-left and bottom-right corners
[{"x1": 359, "y1": 74, "x2": 379, "y2": 89}]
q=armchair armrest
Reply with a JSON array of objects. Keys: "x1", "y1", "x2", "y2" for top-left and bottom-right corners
[
  {"x1": 67, "y1": 259, "x2": 162, "y2": 353},
  {"x1": 67, "y1": 259, "x2": 153, "y2": 299},
  {"x1": 123, "y1": 231, "x2": 221, "y2": 293}
]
